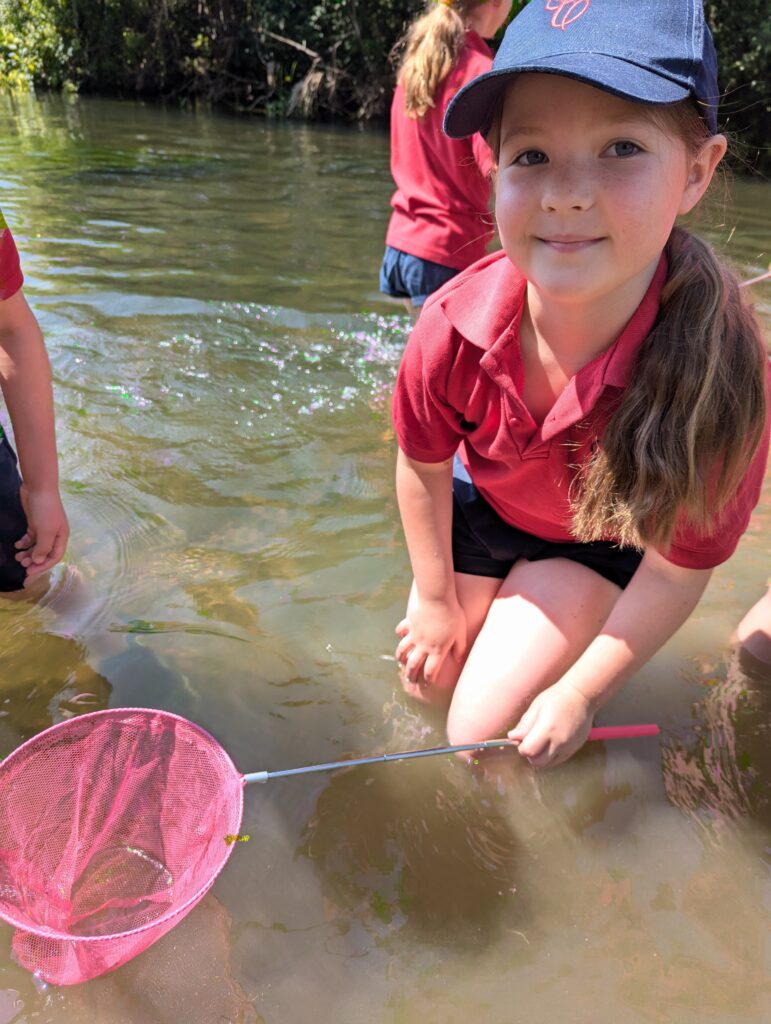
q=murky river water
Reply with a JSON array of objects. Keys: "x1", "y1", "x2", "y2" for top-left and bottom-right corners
[{"x1": 0, "y1": 93, "x2": 768, "y2": 1024}]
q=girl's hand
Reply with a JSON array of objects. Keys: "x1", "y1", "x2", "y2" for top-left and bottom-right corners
[
  {"x1": 395, "y1": 596, "x2": 467, "y2": 687},
  {"x1": 15, "y1": 485, "x2": 69, "y2": 578},
  {"x1": 508, "y1": 680, "x2": 594, "y2": 768}
]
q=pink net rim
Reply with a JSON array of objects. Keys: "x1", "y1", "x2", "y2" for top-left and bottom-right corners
[{"x1": 0, "y1": 706, "x2": 245, "y2": 943}]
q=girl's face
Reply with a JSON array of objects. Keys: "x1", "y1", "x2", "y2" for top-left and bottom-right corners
[{"x1": 494, "y1": 74, "x2": 724, "y2": 308}]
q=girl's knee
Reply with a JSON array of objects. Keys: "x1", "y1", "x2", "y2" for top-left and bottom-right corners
[
  {"x1": 401, "y1": 673, "x2": 454, "y2": 709},
  {"x1": 446, "y1": 706, "x2": 472, "y2": 747},
  {"x1": 446, "y1": 707, "x2": 511, "y2": 750},
  {"x1": 736, "y1": 588, "x2": 771, "y2": 663},
  {"x1": 445, "y1": 716, "x2": 514, "y2": 770},
  {"x1": 399, "y1": 649, "x2": 463, "y2": 708},
  {"x1": 445, "y1": 675, "x2": 530, "y2": 751}
]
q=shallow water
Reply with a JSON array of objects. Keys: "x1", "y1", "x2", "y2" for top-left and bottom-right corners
[{"x1": 0, "y1": 93, "x2": 768, "y2": 1023}]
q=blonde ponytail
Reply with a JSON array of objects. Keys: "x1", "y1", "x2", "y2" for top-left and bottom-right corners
[{"x1": 395, "y1": 1, "x2": 477, "y2": 118}]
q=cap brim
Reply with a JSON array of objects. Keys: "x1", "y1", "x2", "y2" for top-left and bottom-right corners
[{"x1": 444, "y1": 53, "x2": 692, "y2": 139}]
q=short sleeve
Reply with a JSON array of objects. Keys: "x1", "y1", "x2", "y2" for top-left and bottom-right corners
[
  {"x1": 661, "y1": 414, "x2": 770, "y2": 569},
  {"x1": 392, "y1": 302, "x2": 465, "y2": 464},
  {"x1": 0, "y1": 212, "x2": 23, "y2": 300}
]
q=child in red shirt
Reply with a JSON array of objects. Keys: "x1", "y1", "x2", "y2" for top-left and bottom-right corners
[
  {"x1": 380, "y1": 0, "x2": 513, "y2": 317},
  {"x1": 0, "y1": 213, "x2": 68, "y2": 593},
  {"x1": 392, "y1": 0, "x2": 770, "y2": 767}
]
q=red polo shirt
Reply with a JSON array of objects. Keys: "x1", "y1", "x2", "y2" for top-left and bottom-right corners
[
  {"x1": 393, "y1": 250, "x2": 770, "y2": 569},
  {"x1": 0, "y1": 213, "x2": 22, "y2": 300},
  {"x1": 385, "y1": 31, "x2": 495, "y2": 271}
]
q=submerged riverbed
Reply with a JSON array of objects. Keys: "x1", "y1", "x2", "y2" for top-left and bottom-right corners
[{"x1": 0, "y1": 93, "x2": 768, "y2": 1024}]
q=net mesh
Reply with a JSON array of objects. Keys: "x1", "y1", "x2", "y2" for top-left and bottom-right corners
[{"x1": 0, "y1": 708, "x2": 244, "y2": 985}]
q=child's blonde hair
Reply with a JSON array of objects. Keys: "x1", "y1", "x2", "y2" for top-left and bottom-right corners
[
  {"x1": 488, "y1": 96, "x2": 768, "y2": 550},
  {"x1": 395, "y1": 1, "x2": 479, "y2": 119}
]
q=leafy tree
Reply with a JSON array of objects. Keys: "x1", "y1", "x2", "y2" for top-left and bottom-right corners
[{"x1": 0, "y1": 0, "x2": 767, "y2": 172}]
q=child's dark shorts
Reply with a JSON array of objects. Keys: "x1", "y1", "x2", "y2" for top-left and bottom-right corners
[
  {"x1": 0, "y1": 428, "x2": 28, "y2": 592},
  {"x1": 452, "y1": 458, "x2": 643, "y2": 590},
  {"x1": 379, "y1": 246, "x2": 459, "y2": 307}
]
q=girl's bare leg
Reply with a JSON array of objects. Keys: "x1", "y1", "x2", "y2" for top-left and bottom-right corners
[
  {"x1": 446, "y1": 557, "x2": 621, "y2": 747},
  {"x1": 735, "y1": 586, "x2": 771, "y2": 664}
]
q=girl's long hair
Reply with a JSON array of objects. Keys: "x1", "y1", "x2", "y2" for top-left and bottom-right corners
[
  {"x1": 394, "y1": 1, "x2": 476, "y2": 118},
  {"x1": 570, "y1": 103, "x2": 768, "y2": 550},
  {"x1": 571, "y1": 222, "x2": 767, "y2": 549}
]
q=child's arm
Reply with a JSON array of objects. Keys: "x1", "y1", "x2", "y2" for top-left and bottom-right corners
[
  {"x1": 0, "y1": 290, "x2": 68, "y2": 577},
  {"x1": 510, "y1": 547, "x2": 711, "y2": 766},
  {"x1": 394, "y1": 450, "x2": 467, "y2": 684}
]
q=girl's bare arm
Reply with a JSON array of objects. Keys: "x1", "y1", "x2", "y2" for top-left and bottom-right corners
[
  {"x1": 395, "y1": 450, "x2": 466, "y2": 683},
  {"x1": 396, "y1": 450, "x2": 456, "y2": 601},
  {"x1": 0, "y1": 290, "x2": 68, "y2": 575}
]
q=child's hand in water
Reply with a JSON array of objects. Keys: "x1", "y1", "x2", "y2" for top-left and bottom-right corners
[
  {"x1": 508, "y1": 680, "x2": 593, "y2": 768},
  {"x1": 395, "y1": 596, "x2": 467, "y2": 688},
  {"x1": 15, "y1": 485, "x2": 70, "y2": 578}
]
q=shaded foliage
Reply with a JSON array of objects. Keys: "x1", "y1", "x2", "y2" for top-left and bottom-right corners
[
  {"x1": 705, "y1": 1, "x2": 771, "y2": 173},
  {"x1": 0, "y1": 0, "x2": 768, "y2": 171},
  {"x1": 0, "y1": 0, "x2": 429, "y2": 118}
]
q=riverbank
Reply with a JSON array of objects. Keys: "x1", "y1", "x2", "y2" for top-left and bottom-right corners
[{"x1": 1, "y1": 0, "x2": 769, "y2": 174}]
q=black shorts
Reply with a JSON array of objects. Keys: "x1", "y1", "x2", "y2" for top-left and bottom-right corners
[
  {"x1": 0, "y1": 429, "x2": 28, "y2": 592},
  {"x1": 452, "y1": 458, "x2": 643, "y2": 590}
]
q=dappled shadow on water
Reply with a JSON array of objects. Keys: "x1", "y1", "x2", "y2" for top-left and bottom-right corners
[{"x1": 298, "y1": 759, "x2": 528, "y2": 948}]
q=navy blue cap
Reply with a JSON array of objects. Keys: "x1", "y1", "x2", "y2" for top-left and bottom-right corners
[{"x1": 445, "y1": 0, "x2": 719, "y2": 138}]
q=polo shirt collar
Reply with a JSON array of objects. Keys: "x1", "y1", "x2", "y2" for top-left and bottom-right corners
[
  {"x1": 438, "y1": 252, "x2": 527, "y2": 351},
  {"x1": 438, "y1": 250, "x2": 667, "y2": 362},
  {"x1": 539, "y1": 255, "x2": 667, "y2": 441},
  {"x1": 438, "y1": 251, "x2": 669, "y2": 446}
]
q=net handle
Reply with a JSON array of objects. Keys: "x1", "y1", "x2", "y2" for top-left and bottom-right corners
[
  {"x1": 739, "y1": 266, "x2": 771, "y2": 288},
  {"x1": 243, "y1": 724, "x2": 660, "y2": 784}
]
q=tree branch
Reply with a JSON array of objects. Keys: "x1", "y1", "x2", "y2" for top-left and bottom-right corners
[{"x1": 260, "y1": 29, "x2": 322, "y2": 63}]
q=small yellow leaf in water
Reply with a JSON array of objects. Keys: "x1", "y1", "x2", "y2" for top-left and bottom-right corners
[{"x1": 224, "y1": 834, "x2": 251, "y2": 845}]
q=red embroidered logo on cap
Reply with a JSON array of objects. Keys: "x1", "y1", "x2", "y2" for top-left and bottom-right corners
[{"x1": 546, "y1": 0, "x2": 590, "y2": 29}]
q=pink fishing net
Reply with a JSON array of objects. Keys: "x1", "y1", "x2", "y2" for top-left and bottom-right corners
[{"x1": 0, "y1": 708, "x2": 244, "y2": 985}]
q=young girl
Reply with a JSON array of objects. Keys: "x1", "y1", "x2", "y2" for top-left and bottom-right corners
[
  {"x1": 391, "y1": 0, "x2": 770, "y2": 768},
  {"x1": 0, "y1": 212, "x2": 68, "y2": 593},
  {"x1": 380, "y1": 0, "x2": 513, "y2": 317}
]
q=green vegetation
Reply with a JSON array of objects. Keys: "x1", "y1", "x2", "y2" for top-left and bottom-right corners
[
  {"x1": 0, "y1": 1, "x2": 768, "y2": 172},
  {"x1": 706, "y1": 1, "x2": 771, "y2": 172}
]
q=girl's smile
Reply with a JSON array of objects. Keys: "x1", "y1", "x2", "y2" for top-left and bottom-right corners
[{"x1": 538, "y1": 235, "x2": 604, "y2": 253}]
